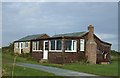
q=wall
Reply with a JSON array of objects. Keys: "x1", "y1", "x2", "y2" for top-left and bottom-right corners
[
  {"x1": 48, "y1": 52, "x2": 63, "y2": 64},
  {"x1": 30, "y1": 33, "x2": 111, "y2": 64},
  {"x1": 32, "y1": 52, "x2": 43, "y2": 60},
  {"x1": 94, "y1": 36, "x2": 111, "y2": 63},
  {"x1": 82, "y1": 33, "x2": 111, "y2": 64},
  {"x1": 14, "y1": 41, "x2": 30, "y2": 54},
  {"x1": 48, "y1": 38, "x2": 85, "y2": 64},
  {"x1": 23, "y1": 42, "x2": 30, "y2": 53}
]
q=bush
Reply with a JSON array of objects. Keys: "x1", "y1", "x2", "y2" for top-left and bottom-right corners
[{"x1": 77, "y1": 59, "x2": 88, "y2": 65}]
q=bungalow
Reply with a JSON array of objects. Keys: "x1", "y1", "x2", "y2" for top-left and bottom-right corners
[{"x1": 14, "y1": 25, "x2": 111, "y2": 64}]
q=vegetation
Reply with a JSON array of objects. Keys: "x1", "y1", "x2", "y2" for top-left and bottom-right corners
[{"x1": 2, "y1": 46, "x2": 56, "y2": 76}]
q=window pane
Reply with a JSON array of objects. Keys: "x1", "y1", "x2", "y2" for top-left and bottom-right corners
[
  {"x1": 23, "y1": 42, "x2": 25, "y2": 48},
  {"x1": 25, "y1": 42, "x2": 28, "y2": 47},
  {"x1": 36, "y1": 41, "x2": 39, "y2": 50},
  {"x1": 80, "y1": 39, "x2": 84, "y2": 51},
  {"x1": 39, "y1": 41, "x2": 42, "y2": 50},
  {"x1": 51, "y1": 40, "x2": 55, "y2": 50},
  {"x1": 32, "y1": 42, "x2": 36, "y2": 50},
  {"x1": 16, "y1": 43, "x2": 18, "y2": 48},
  {"x1": 73, "y1": 41, "x2": 76, "y2": 50},
  {"x1": 21, "y1": 43, "x2": 23, "y2": 48},
  {"x1": 56, "y1": 40, "x2": 62, "y2": 50},
  {"x1": 45, "y1": 42, "x2": 48, "y2": 50},
  {"x1": 65, "y1": 40, "x2": 72, "y2": 50}
]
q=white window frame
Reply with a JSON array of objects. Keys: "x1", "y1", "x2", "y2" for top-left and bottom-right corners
[
  {"x1": 15, "y1": 42, "x2": 19, "y2": 48},
  {"x1": 20, "y1": 42, "x2": 24, "y2": 48},
  {"x1": 80, "y1": 39, "x2": 85, "y2": 51},
  {"x1": 32, "y1": 41, "x2": 42, "y2": 52},
  {"x1": 49, "y1": 40, "x2": 62, "y2": 52},
  {"x1": 65, "y1": 40, "x2": 77, "y2": 52}
]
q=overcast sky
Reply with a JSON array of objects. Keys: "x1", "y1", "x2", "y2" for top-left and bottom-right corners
[{"x1": 2, "y1": 2, "x2": 118, "y2": 50}]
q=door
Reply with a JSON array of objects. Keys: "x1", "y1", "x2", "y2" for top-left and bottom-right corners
[{"x1": 43, "y1": 41, "x2": 48, "y2": 59}]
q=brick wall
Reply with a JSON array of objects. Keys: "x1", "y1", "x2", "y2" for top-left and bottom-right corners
[{"x1": 32, "y1": 52, "x2": 43, "y2": 60}]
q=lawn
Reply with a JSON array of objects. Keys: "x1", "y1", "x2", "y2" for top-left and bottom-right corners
[
  {"x1": 2, "y1": 51, "x2": 56, "y2": 76},
  {"x1": 3, "y1": 64, "x2": 55, "y2": 76},
  {"x1": 38, "y1": 52, "x2": 119, "y2": 76},
  {"x1": 63, "y1": 60, "x2": 118, "y2": 76},
  {"x1": 38, "y1": 60, "x2": 118, "y2": 76}
]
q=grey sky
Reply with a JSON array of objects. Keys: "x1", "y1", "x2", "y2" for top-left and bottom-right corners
[
  {"x1": 1, "y1": 0, "x2": 119, "y2": 2},
  {"x1": 2, "y1": 2, "x2": 118, "y2": 50}
]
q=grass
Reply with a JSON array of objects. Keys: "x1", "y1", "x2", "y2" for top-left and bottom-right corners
[
  {"x1": 3, "y1": 64, "x2": 55, "y2": 76},
  {"x1": 2, "y1": 52, "x2": 56, "y2": 76},
  {"x1": 63, "y1": 60, "x2": 118, "y2": 76},
  {"x1": 2, "y1": 47, "x2": 119, "y2": 77}
]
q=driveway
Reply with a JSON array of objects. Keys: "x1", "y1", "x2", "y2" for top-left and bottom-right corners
[{"x1": 16, "y1": 62, "x2": 109, "y2": 78}]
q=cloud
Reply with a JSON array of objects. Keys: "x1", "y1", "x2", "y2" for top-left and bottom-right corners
[
  {"x1": 96, "y1": 33, "x2": 118, "y2": 51},
  {"x1": 96, "y1": 33, "x2": 117, "y2": 40},
  {"x1": 2, "y1": 2, "x2": 118, "y2": 51}
]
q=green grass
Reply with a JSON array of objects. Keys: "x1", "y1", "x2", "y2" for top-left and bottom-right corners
[
  {"x1": 2, "y1": 52, "x2": 56, "y2": 76},
  {"x1": 63, "y1": 61, "x2": 118, "y2": 76},
  {"x1": 38, "y1": 60, "x2": 118, "y2": 76},
  {"x1": 3, "y1": 64, "x2": 55, "y2": 76},
  {"x1": 2, "y1": 47, "x2": 119, "y2": 76}
]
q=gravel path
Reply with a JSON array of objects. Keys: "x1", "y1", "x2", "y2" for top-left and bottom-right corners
[{"x1": 16, "y1": 62, "x2": 111, "y2": 78}]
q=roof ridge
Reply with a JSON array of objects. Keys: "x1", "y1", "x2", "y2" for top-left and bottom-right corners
[
  {"x1": 27, "y1": 33, "x2": 46, "y2": 36},
  {"x1": 53, "y1": 31, "x2": 86, "y2": 36},
  {"x1": 16, "y1": 33, "x2": 47, "y2": 42}
]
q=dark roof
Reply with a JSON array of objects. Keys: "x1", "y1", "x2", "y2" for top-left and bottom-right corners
[
  {"x1": 53, "y1": 32, "x2": 87, "y2": 37},
  {"x1": 15, "y1": 34, "x2": 47, "y2": 42}
]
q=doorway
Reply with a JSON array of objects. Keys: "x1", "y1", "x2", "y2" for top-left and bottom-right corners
[{"x1": 43, "y1": 41, "x2": 48, "y2": 59}]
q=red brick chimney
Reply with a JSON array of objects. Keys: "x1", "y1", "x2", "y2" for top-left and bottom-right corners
[{"x1": 86, "y1": 25, "x2": 97, "y2": 64}]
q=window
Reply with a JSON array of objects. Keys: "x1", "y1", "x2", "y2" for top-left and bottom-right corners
[
  {"x1": 49, "y1": 40, "x2": 62, "y2": 51},
  {"x1": 15, "y1": 42, "x2": 19, "y2": 48},
  {"x1": 25, "y1": 42, "x2": 28, "y2": 48},
  {"x1": 23, "y1": 42, "x2": 25, "y2": 48},
  {"x1": 56, "y1": 40, "x2": 62, "y2": 50},
  {"x1": 21, "y1": 42, "x2": 23, "y2": 48},
  {"x1": 104, "y1": 52, "x2": 108, "y2": 59},
  {"x1": 72, "y1": 40, "x2": 77, "y2": 51},
  {"x1": 32, "y1": 41, "x2": 42, "y2": 51},
  {"x1": 80, "y1": 39, "x2": 85, "y2": 51},
  {"x1": 51, "y1": 40, "x2": 55, "y2": 50},
  {"x1": 65, "y1": 40, "x2": 77, "y2": 52},
  {"x1": 19, "y1": 42, "x2": 26, "y2": 48},
  {"x1": 39, "y1": 41, "x2": 42, "y2": 50},
  {"x1": 37, "y1": 41, "x2": 39, "y2": 50},
  {"x1": 65, "y1": 40, "x2": 72, "y2": 50},
  {"x1": 32, "y1": 41, "x2": 36, "y2": 50},
  {"x1": 45, "y1": 41, "x2": 48, "y2": 50}
]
